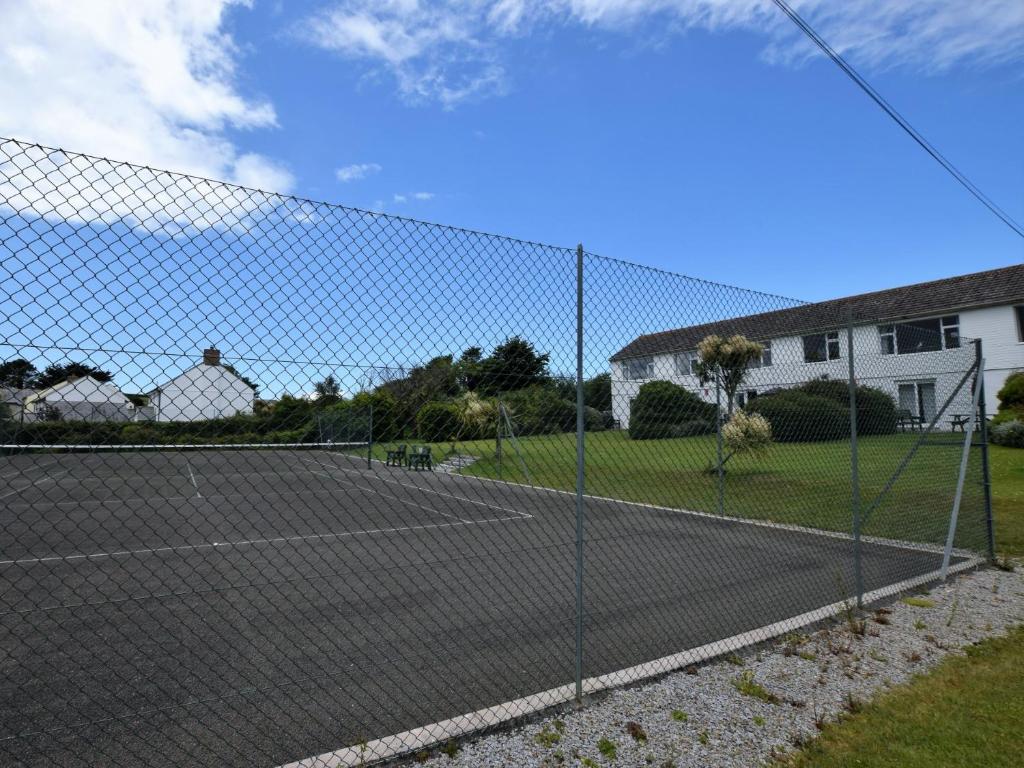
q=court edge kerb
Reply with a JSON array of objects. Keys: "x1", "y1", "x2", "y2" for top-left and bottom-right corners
[{"x1": 280, "y1": 556, "x2": 983, "y2": 768}]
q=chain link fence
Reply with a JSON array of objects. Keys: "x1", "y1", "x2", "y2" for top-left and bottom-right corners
[{"x1": 0, "y1": 138, "x2": 993, "y2": 767}]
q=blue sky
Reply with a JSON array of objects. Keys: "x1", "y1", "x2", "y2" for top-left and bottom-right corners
[
  {"x1": 1, "y1": 1, "x2": 1022, "y2": 394},
  {"x1": 1, "y1": 1, "x2": 1021, "y2": 303}
]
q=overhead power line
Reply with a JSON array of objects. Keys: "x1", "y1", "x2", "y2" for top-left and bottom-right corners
[{"x1": 770, "y1": 0, "x2": 1024, "y2": 239}]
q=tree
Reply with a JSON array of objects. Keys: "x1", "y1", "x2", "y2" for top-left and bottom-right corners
[
  {"x1": 313, "y1": 375, "x2": 342, "y2": 404},
  {"x1": 35, "y1": 362, "x2": 114, "y2": 389},
  {"x1": 223, "y1": 364, "x2": 260, "y2": 396},
  {"x1": 477, "y1": 336, "x2": 550, "y2": 394},
  {"x1": 583, "y1": 373, "x2": 612, "y2": 411},
  {"x1": 0, "y1": 359, "x2": 38, "y2": 389},
  {"x1": 454, "y1": 347, "x2": 483, "y2": 392},
  {"x1": 694, "y1": 334, "x2": 764, "y2": 416}
]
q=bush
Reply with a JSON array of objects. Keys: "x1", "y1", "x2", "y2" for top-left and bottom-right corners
[
  {"x1": 501, "y1": 386, "x2": 575, "y2": 436},
  {"x1": 798, "y1": 378, "x2": 896, "y2": 436},
  {"x1": 583, "y1": 405, "x2": 606, "y2": 432},
  {"x1": 629, "y1": 380, "x2": 717, "y2": 440},
  {"x1": 990, "y1": 420, "x2": 1024, "y2": 448},
  {"x1": 997, "y1": 372, "x2": 1024, "y2": 410},
  {"x1": 416, "y1": 401, "x2": 463, "y2": 442},
  {"x1": 722, "y1": 411, "x2": 772, "y2": 455},
  {"x1": 453, "y1": 392, "x2": 498, "y2": 440},
  {"x1": 746, "y1": 389, "x2": 849, "y2": 442},
  {"x1": 668, "y1": 420, "x2": 715, "y2": 438}
]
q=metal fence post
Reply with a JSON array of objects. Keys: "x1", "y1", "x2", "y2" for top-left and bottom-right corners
[
  {"x1": 496, "y1": 398, "x2": 503, "y2": 481},
  {"x1": 975, "y1": 339, "x2": 996, "y2": 561},
  {"x1": 574, "y1": 243, "x2": 586, "y2": 703},
  {"x1": 367, "y1": 402, "x2": 373, "y2": 469},
  {"x1": 715, "y1": 378, "x2": 724, "y2": 517},
  {"x1": 846, "y1": 314, "x2": 862, "y2": 608}
]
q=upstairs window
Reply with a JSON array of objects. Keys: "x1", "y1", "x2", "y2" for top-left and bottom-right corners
[
  {"x1": 747, "y1": 340, "x2": 773, "y2": 369},
  {"x1": 879, "y1": 315, "x2": 960, "y2": 355},
  {"x1": 674, "y1": 351, "x2": 699, "y2": 376},
  {"x1": 622, "y1": 357, "x2": 654, "y2": 381},
  {"x1": 1017, "y1": 306, "x2": 1024, "y2": 342},
  {"x1": 803, "y1": 332, "x2": 840, "y2": 363}
]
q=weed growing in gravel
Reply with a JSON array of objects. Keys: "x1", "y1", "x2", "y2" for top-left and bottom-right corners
[
  {"x1": 798, "y1": 650, "x2": 817, "y2": 661},
  {"x1": 947, "y1": 584, "x2": 961, "y2": 627},
  {"x1": 994, "y1": 557, "x2": 1015, "y2": 572},
  {"x1": 626, "y1": 722, "x2": 647, "y2": 743},
  {"x1": 597, "y1": 737, "x2": 617, "y2": 759},
  {"x1": 726, "y1": 652, "x2": 744, "y2": 666},
  {"x1": 732, "y1": 669, "x2": 781, "y2": 704},
  {"x1": 581, "y1": 758, "x2": 598, "y2": 768},
  {"x1": 902, "y1": 596, "x2": 935, "y2": 609},
  {"x1": 843, "y1": 692, "x2": 865, "y2": 714},
  {"x1": 906, "y1": 650, "x2": 922, "y2": 662},
  {"x1": 868, "y1": 649, "x2": 887, "y2": 663},
  {"x1": 440, "y1": 739, "x2": 459, "y2": 759},
  {"x1": 659, "y1": 761, "x2": 677, "y2": 768},
  {"x1": 914, "y1": 619, "x2": 927, "y2": 630},
  {"x1": 670, "y1": 710, "x2": 688, "y2": 723},
  {"x1": 414, "y1": 749, "x2": 430, "y2": 763},
  {"x1": 535, "y1": 723, "x2": 562, "y2": 748},
  {"x1": 698, "y1": 730, "x2": 710, "y2": 746},
  {"x1": 753, "y1": 715, "x2": 766, "y2": 726}
]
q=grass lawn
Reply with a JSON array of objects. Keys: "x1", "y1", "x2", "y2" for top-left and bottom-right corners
[
  {"x1": 780, "y1": 625, "x2": 1024, "y2": 768},
  {"x1": 367, "y1": 430, "x2": 1000, "y2": 551},
  {"x1": 988, "y1": 444, "x2": 1024, "y2": 557}
]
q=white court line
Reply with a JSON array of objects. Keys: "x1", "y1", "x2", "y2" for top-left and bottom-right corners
[
  {"x1": 279, "y1": 555, "x2": 984, "y2": 768},
  {"x1": 301, "y1": 455, "x2": 533, "y2": 519},
  {"x1": 184, "y1": 458, "x2": 203, "y2": 499},
  {"x1": 0, "y1": 514, "x2": 529, "y2": 567},
  {"x1": 0, "y1": 468, "x2": 70, "y2": 500},
  {"x1": 0, "y1": 455, "x2": 63, "y2": 481},
  {"x1": 305, "y1": 469, "x2": 469, "y2": 524}
]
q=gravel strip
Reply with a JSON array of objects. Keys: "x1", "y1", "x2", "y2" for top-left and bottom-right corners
[{"x1": 422, "y1": 564, "x2": 1024, "y2": 768}]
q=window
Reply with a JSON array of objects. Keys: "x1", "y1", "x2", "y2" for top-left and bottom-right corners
[
  {"x1": 803, "y1": 332, "x2": 840, "y2": 363},
  {"x1": 746, "y1": 340, "x2": 773, "y2": 369},
  {"x1": 623, "y1": 357, "x2": 653, "y2": 381},
  {"x1": 1016, "y1": 306, "x2": 1024, "y2": 342},
  {"x1": 898, "y1": 381, "x2": 937, "y2": 421},
  {"x1": 675, "y1": 351, "x2": 699, "y2": 376},
  {"x1": 878, "y1": 315, "x2": 960, "y2": 355}
]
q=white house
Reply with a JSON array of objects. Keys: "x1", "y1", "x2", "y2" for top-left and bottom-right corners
[
  {"x1": 22, "y1": 376, "x2": 133, "y2": 422},
  {"x1": 610, "y1": 265, "x2": 1024, "y2": 429},
  {"x1": 148, "y1": 348, "x2": 255, "y2": 422}
]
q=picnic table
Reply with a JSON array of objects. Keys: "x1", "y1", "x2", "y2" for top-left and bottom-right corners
[
  {"x1": 896, "y1": 409, "x2": 924, "y2": 432},
  {"x1": 950, "y1": 413, "x2": 981, "y2": 432}
]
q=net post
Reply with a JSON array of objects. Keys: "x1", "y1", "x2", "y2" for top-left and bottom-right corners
[
  {"x1": 367, "y1": 402, "x2": 373, "y2": 469},
  {"x1": 846, "y1": 311, "x2": 862, "y2": 608},
  {"x1": 496, "y1": 398, "x2": 503, "y2": 481},
  {"x1": 574, "y1": 243, "x2": 585, "y2": 704},
  {"x1": 715, "y1": 377, "x2": 724, "y2": 517},
  {"x1": 975, "y1": 339, "x2": 995, "y2": 562}
]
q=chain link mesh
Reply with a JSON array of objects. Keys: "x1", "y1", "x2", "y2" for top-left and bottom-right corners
[{"x1": 0, "y1": 137, "x2": 993, "y2": 767}]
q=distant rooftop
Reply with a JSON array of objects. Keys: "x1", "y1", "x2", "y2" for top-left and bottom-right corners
[{"x1": 610, "y1": 264, "x2": 1024, "y2": 362}]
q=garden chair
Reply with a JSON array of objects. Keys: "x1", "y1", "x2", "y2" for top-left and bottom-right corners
[
  {"x1": 408, "y1": 445, "x2": 432, "y2": 471},
  {"x1": 386, "y1": 444, "x2": 407, "y2": 467}
]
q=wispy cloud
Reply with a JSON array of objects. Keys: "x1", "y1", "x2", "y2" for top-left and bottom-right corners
[
  {"x1": 297, "y1": 1, "x2": 1024, "y2": 107},
  {"x1": 336, "y1": 162, "x2": 382, "y2": 181},
  {"x1": 0, "y1": 0, "x2": 293, "y2": 192},
  {"x1": 412, "y1": 191, "x2": 435, "y2": 200},
  {"x1": 393, "y1": 193, "x2": 407, "y2": 203}
]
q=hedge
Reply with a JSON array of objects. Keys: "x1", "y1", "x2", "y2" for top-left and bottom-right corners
[
  {"x1": 416, "y1": 401, "x2": 463, "y2": 442},
  {"x1": 746, "y1": 389, "x2": 849, "y2": 442},
  {"x1": 798, "y1": 379, "x2": 897, "y2": 436},
  {"x1": 501, "y1": 386, "x2": 575, "y2": 436},
  {"x1": 990, "y1": 420, "x2": 1024, "y2": 448},
  {"x1": 629, "y1": 380, "x2": 717, "y2": 440}
]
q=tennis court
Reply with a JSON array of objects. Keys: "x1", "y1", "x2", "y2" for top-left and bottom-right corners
[{"x1": 0, "y1": 446, "x2": 968, "y2": 767}]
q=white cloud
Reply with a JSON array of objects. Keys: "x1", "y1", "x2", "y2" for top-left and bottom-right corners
[
  {"x1": 412, "y1": 191, "x2": 435, "y2": 200},
  {"x1": 336, "y1": 162, "x2": 383, "y2": 181},
  {"x1": 298, "y1": 1, "x2": 1024, "y2": 106},
  {"x1": 0, "y1": 0, "x2": 293, "y2": 192},
  {"x1": 392, "y1": 193, "x2": 407, "y2": 203}
]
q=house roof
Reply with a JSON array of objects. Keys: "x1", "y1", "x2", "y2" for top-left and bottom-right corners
[
  {"x1": 147, "y1": 361, "x2": 254, "y2": 396},
  {"x1": 610, "y1": 264, "x2": 1024, "y2": 362},
  {"x1": 23, "y1": 376, "x2": 123, "y2": 404}
]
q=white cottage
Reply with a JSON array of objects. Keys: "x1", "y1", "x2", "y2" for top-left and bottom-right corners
[
  {"x1": 610, "y1": 265, "x2": 1024, "y2": 429},
  {"x1": 22, "y1": 376, "x2": 133, "y2": 421},
  {"x1": 148, "y1": 349, "x2": 255, "y2": 422}
]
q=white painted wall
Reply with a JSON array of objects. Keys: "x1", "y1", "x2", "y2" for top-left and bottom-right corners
[
  {"x1": 610, "y1": 305, "x2": 1023, "y2": 429},
  {"x1": 151, "y1": 364, "x2": 254, "y2": 422},
  {"x1": 24, "y1": 376, "x2": 129, "y2": 410}
]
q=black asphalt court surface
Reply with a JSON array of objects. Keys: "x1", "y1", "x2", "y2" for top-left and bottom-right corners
[{"x1": 0, "y1": 448, "x2": 964, "y2": 767}]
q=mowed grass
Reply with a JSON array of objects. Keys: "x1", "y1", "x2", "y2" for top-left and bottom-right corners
[
  {"x1": 780, "y1": 626, "x2": 1024, "y2": 768},
  {"x1": 366, "y1": 430, "x2": 1007, "y2": 550}
]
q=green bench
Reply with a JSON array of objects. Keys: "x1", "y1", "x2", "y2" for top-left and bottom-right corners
[
  {"x1": 386, "y1": 444, "x2": 407, "y2": 467},
  {"x1": 408, "y1": 445, "x2": 432, "y2": 471}
]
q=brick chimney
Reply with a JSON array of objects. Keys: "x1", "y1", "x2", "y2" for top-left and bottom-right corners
[{"x1": 202, "y1": 348, "x2": 221, "y2": 366}]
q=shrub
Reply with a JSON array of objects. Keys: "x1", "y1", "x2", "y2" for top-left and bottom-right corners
[
  {"x1": 668, "y1": 419, "x2": 714, "y2": 438},
  {"x1": 798, "y1": 378, "x2": 896, "y2": 436},
  {"x1": 722, "y1": 411, "x2": 772, "y2": 455},
  {"x1": 990, "y1": 420, "x2": 1024, "y2": 448},
  {"x1": 746, "y1": 389, "x2": 849, "y2": 442},
  {"x1": 453, "y1": 392, "x2": 497, "y2": 440},
  {"x1": 416, "y1": 401, "x2": 463, "y2": 442},
  {"x1": 501, "y1": 386, "x2": 575, "y2": 436},
  {"x1": 583, "y1": 406, "x2": 606, "y2": 432},
  {"x1": 629, "y1": 380, "x2": 717, "y2": 440},
  {"x1": 997, "y1": 372, "x2": 1024, "y2": 410}
]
